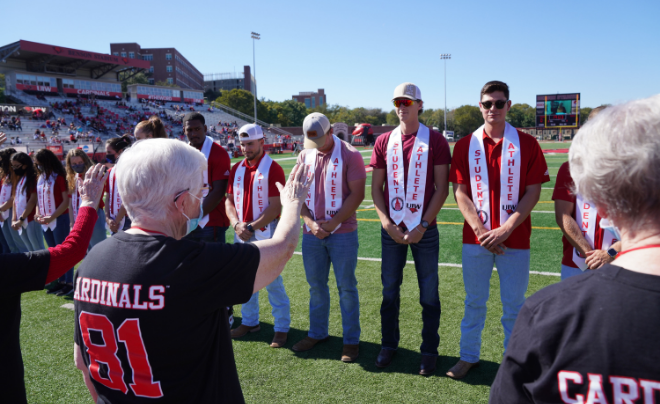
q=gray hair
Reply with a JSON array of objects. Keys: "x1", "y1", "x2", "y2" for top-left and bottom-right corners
[
  {"x1": 569, "y1": 94, "x2": 660, "y2": 233},
  {"x1": 115, "y1": 139, "x2": 207, "y2": 223}
]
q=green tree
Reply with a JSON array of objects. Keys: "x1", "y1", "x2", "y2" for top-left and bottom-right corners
[
  {"x1": 386, "y1": 109, "x2": 398, "y2": 125},
  {"x1": 204, "y1": 89, "x2": 221, "y2": 102},
  {"x1": 506, "y1": 103, "x2": 536, "y2": 128},
  {"x1": 121, "y1": 72, "x2": 149, "y2": 93},
  {"x1": 215, "y1": 89, "x2": 268, "y2": 121},
  {"x1": 263, "y1": 99, "x2": 308, "y2": 127},
  {"x1": 453, "y1": 105, "x2": 483, "y2": 138}
]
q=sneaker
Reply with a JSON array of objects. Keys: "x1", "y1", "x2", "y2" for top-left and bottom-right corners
[
  {"x1": 47, "y1": 283, "x2": 66, "y2": 294},
  {"x1": 56, "y1": 284, "x2": 74, "y2": 296}
]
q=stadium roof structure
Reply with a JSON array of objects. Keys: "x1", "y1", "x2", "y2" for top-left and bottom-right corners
[{"x1": 0, "y1": 40, "x2": 151, "y2": 81}]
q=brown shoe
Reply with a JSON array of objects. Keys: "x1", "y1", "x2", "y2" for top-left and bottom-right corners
[
  {"x1": 419, "y1": 355, "x2": 437, "y2": 376},
  {"x1": 446, "y1": 360, "x2": 480, "y2": 379},
  {"x1": 292, "y1": 336, "x2": 329, "y2": 352},
  {"x1": 270, "y1": 332, "x2": 288, "y2": 348},
  {"x1": 341, "y1": 344, "x2": 359, "y2": 362},
  {"x1": 375, "y1": 348, "x2": 395, "y2": 368},
  {"x1": 230, "y1": 324, "x2": 261, "y2": 339}
]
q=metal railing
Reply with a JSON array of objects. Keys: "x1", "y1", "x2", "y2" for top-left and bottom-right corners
[{"x1": 208, "y1": 101, "x2": 293, "y2": 137}]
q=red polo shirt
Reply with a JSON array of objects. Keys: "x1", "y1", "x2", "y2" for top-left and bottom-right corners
[
  {"x1": 449, "y1": 129, "x2": 550, "y2": 249},
  {"x1": 552, "y1": 162, "x2": 605, "y2": 268},
  {"x1": 200, "y1": 142, "x2": 231, "y2": 227},
  {"x1": 226, "y1": 154, "x2": 285, "y2": 222},
  {"x1": 369, "y1": 127, "x2": 451, "y2": 227}
]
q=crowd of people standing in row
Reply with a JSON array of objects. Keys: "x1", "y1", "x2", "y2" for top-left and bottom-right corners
[{"x1": 1, "y1": 80, "x2": 659, "y2": 404}]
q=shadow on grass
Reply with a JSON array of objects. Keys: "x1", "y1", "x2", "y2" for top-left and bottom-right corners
[{"x1": 232, "y1": 317, "x2": 499, "y2": 386}]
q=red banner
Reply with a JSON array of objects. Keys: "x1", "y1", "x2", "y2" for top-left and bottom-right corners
[
  {"x1": 63, "y1": 88, "x2": 123, "y2": 98},
  {"x1": 137, "y1": 94, "x2": 181, "y2": 102},
  {"x1": 47, "y1": 145, "x2": 64, "y2": 157},
  {"x1": 184, "y1": 98, "x2": 203, "y2": 104},
  {"x1": 16, "y1": 84, "x2": 58, "y2": 93},
  {"x1": 19, "y1": 40, "x2": 150, "y2": 69}
]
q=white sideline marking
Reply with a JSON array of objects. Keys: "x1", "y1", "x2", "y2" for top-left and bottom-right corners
[
  {"x1": 61, "y1": 303, "x2": 74, "y2": 310},
  {"x1": 442, "y1": 208, "x2": 555, "y2": 214},
  {"x1": 292, "y1": 252, "x2": 560, "y2": 277},
  {"x1": 270, "y1": 149, "x2": 372, "y2": 162}
]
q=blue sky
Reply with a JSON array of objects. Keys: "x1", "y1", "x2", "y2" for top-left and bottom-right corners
[{"x1": 2, "y1": 0, "x2": 659, "y2": 111}]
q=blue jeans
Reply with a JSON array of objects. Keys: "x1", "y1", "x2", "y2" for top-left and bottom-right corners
[
  {"x1": 302, "y1": 230, "x2": 360, "y2": 345},
  {"x1": 235, "y1": 220, "x2": 290, "y2": 332},
  {"x1": 2, "y1": 209, "x2": 28, "y2": 253},
  {"x1": 19, "y1": 220, "x2": 45, "y2": 252},
  {"x1": 561, "y1": 264, "x2": 584, "y2": 280},
  {"x1": 89, "y1": 208, "x2": 107, "y2": 251},
  {"x1": 459, "y1": 243, "x2": 530, "y2": 363},
  {"x1": 186, "y1": 225, "x2": 228, "y2": 243},
  {"x1": 380, "y1": 225, "x2": 440, "y2": 356},
  {"x1": 43, "y1": 214, "x2": 73, "y2": 284}
]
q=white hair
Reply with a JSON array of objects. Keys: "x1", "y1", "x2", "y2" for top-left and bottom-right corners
[
  {"x1": 569, "y1": 94, "x2": 660, "y2": 233},
  {"x1": 115, "y1": 139, "x2": 207, "y2": 223}
]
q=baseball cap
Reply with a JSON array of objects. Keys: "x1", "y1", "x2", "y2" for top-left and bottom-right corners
[
  {"x1": 392, "y1": 82, "x2": 422, "y2": 101},
  {"x1": 238, "y1": 123, "x2": 264, "y2": 141},
  {"x1": 302, "y1": 113, "x2": 332, "y2": 149}
]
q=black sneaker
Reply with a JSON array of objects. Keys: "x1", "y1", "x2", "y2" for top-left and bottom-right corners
[
  {"x1": 56, "y1": 284, "x2": 74, "y2": 296},
  {"x1": 47, "y1": 284, "x2": 66, "y2": 294}
]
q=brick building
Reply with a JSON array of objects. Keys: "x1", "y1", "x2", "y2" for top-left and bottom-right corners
[
  {"x1": 109, "y1": 43, "x2": 203, "y2": 90},
  {"x1": 292, "y1": 89, "x2": 326, "y2": 108},
  {"x1": 204, "y1": 66, "x2": 255, "y2": 95}
]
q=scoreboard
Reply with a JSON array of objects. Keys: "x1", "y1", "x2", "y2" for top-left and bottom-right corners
[{"x1": 536, "y1": 93, "x2": 580, "y2": 128}]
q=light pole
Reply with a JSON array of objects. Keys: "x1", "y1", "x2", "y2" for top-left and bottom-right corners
[
  {"x1": 251, "y1": 32, "x2": 260, "y2": 123},
  {"x1": 440, "y1": 54, "x2": 451, "y2": 132}
]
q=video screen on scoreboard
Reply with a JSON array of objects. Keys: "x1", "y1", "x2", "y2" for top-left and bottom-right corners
[{"x1": 535, "y1": 93, "x2": 580, "y2": 128}]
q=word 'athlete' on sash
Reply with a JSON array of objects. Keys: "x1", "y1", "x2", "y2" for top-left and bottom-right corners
[
  {"x1": 234, "y1": 154, "x2": 273, "y2": 242},
  {"x1": 304, "y1": 135, "x2": 343, "y2": 233}
]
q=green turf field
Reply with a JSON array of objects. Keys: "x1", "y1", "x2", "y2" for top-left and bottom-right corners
[{"x1": 19, "y1": 142, "x2": 571, "y2": 403}]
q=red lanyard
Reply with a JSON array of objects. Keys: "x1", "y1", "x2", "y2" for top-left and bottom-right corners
[
  {"x1": 616, "y1": 244, "x2": 660, "y2": 257},
  {"x1": 130, "y1": 227, "x2": 168, "y2": 237}
]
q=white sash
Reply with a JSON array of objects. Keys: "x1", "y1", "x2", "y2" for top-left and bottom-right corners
[
  {"x1": 468, "y1": 123, "x2": 521, "y2": 230},
  {"x1": 0, "y1": 180, "x2": 12, "y2": 222},
  {"x1": 72, "y1": 173, "x2": 81, "y2": 221},
  {"x1": 38, "y1": 174, "x2": 58, "y2": 231},
  {"x1": 14, "y1": 176, "x2": 29, "y2": 235},
  {"x1": 386, "y1": 124, "x2": 430, "y2": 229},
  {"x1": 234, "y1": 154, "x2": 274, "y2": 242},
  {"x1": 197, "y1": 136, "x2": 214, "y2": 228},
  {"x1": 573, "y1": 195, "x2": 617, "y2": 270},
  {"x1": 304, "y1": 135, "x2": 343, "y2": 233},
  {"x1": 107, "y1": 168, "x2": 126, "y2": 231}
]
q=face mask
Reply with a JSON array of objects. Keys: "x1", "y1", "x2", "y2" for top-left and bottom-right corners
[
  {"x1": 181, "y1": 193, "x2": 204, "y2": 235},
  {"x1": 13, "y1": 167, "x2": 25, "y2": 176},
  {"x1": 106, "y1": 154, "x2": 116, "y2": 164},
  {"x1": 599, "y1": 218, "x2": 622, "y2": 241},
  {"x1": 72, "y1": 164, "x2": 86, "y2": 174}
]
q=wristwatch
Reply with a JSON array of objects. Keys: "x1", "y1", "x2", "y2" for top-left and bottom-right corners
[
  {"x1": 246, "y1": 223, "x2": 255, "y2": 233},
  {"x1": 233, "y1": 221, "x2": 240, "y2": 230},
  {"x1": 607, "y1": 248, "x2": 618, "y2": 258},
  {"x1": 420, "y1": 220, "x2": 429, "y2": 229},
  {"x1": 19, "y1": 217, "x2": 25, "y2": 222}
]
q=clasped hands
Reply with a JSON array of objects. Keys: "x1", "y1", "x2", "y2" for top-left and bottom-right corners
[
  {"x1": 307, "y1": 218, "x2": 339, "y2": 240},
  {"x1": 384, "y1": 222, "x2": 426, "y2": 245}
]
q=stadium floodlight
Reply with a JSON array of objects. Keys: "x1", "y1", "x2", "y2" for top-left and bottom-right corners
[
  {"x1": 440, "y1": 54, "x2": 451, "y2": 132},
  {"x1": 251, "y1": 32, "x2": 261, "y2": 123}
]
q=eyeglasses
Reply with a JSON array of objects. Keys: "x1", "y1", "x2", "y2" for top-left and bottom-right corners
[
  {"x1": 393, "y1": 99, "x2": 415, "y2": 108},
  {"x1": 174, "y1": 186, "x2": 210, "y2": 203},
  {"x1": 481, "y1": 100, "x2": 508, "y2": 110}
]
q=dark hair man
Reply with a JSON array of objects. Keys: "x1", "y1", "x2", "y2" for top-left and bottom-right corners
[
  {"x1": 369, "y1": 82, "x2": 451, "y2": 375},
  {"x1": 447, "y1": 81, "x2": 550, "y2": 379}
]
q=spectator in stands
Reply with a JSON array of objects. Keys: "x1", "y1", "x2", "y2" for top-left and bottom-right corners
[
  {"x1": 11, "y1": 152, "x2": 45, "y2": 251},
  {"x1": 34, "y1": 149, "x2": 74, "y2": 296},
  {"x1": 66, "y1": 149, "x2": 107, "y2": 251},
  {"x1": 134, "y1": 116, "x2": 167, "y2": 140}
]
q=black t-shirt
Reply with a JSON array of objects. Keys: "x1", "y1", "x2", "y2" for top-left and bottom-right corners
[
  {"x1": 490, "y1": 264, "x2": 660, "y2": 404},
  {"x1": 74, "y1": 231, "x2": 260, "y2": 404},
  {"x1": 1, "y1": 250, "x2": 51, "y2": 404}
]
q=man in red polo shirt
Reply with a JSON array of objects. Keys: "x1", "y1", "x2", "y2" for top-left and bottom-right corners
[
  {"x1": 225, "y1": 124, "x2": 290, "y2": 348},
  {"x1": 553, "y1": 107, "x2": 621, "y2": 280},
  {"x1": 447, "y1": 81, "x2": 550, "y2": 379},
  {"x1": 184, "y1": 112, "x2": 231, "y2": 243}
]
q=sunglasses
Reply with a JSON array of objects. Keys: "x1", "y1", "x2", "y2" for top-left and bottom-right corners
[
  {"x1": 393, "y1": 99, "x2": 415, "y2": 108},
  {"x1": 481, "y1": 100, "x2": 508, "y2": 110}
]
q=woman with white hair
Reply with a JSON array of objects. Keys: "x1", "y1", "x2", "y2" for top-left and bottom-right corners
[
  {"x1": 489, "y1": 94, "x2": 660, "y2": 403},
  {"x1": 73, "y1": 138, "x2": 309, "y2": 403}
]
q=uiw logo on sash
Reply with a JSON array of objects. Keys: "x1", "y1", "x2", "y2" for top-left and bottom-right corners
[
  {"x1": 468, "y1": 123, "x2": 521, "y2": 230},
  {"x1": 386, "y1": 124, "x2": 430, "y2": 229},
  {"x1": 304, "y1": 135, "x2": 343, "y2": 233},
  {"x1": 234, "y1": 154, "x2": 273, "y2": 242}
]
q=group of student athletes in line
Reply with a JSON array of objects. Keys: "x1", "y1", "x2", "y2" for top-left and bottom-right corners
[{"x1": 2, "y1": 80, "x2": 659, "y2": 403}]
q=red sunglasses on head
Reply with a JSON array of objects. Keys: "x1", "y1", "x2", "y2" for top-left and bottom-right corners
[{"x1": 393, "y1": 99, "x2": 415, "y2": 108}]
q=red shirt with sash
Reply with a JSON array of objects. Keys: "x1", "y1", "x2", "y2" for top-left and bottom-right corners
[
  {"x1": 369, "y1": 128, "x2": 451, "y2": 227},
  {"x1": 449, "y1": 130, "x2": 549, "y2": 249},
  {"x1": 16, "y1": 179, "x2": 38, "y2": 222},
  {"x1": 552, "y1": 161, "x2": 606, "y2": 268},
  {"x1": 226, "y1": 154, "x2": 285, "y2": 222},
  {"x1": 39, "y1": 174, "x2": 70, "y2": 215},
  {"x1": 201, "y1": 142, "x2": 231, "y2": 227}
]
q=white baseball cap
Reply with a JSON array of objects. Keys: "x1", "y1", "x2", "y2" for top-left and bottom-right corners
[
  {"x1": 392, "y1": 82, "x2": 422, "y2": 101},
  {"x1": 238, "y1": 123, "x2": 264, "y2": 141},
  {"x1": 302, "y1": 113, "x2": 332, "y2": 149}
]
